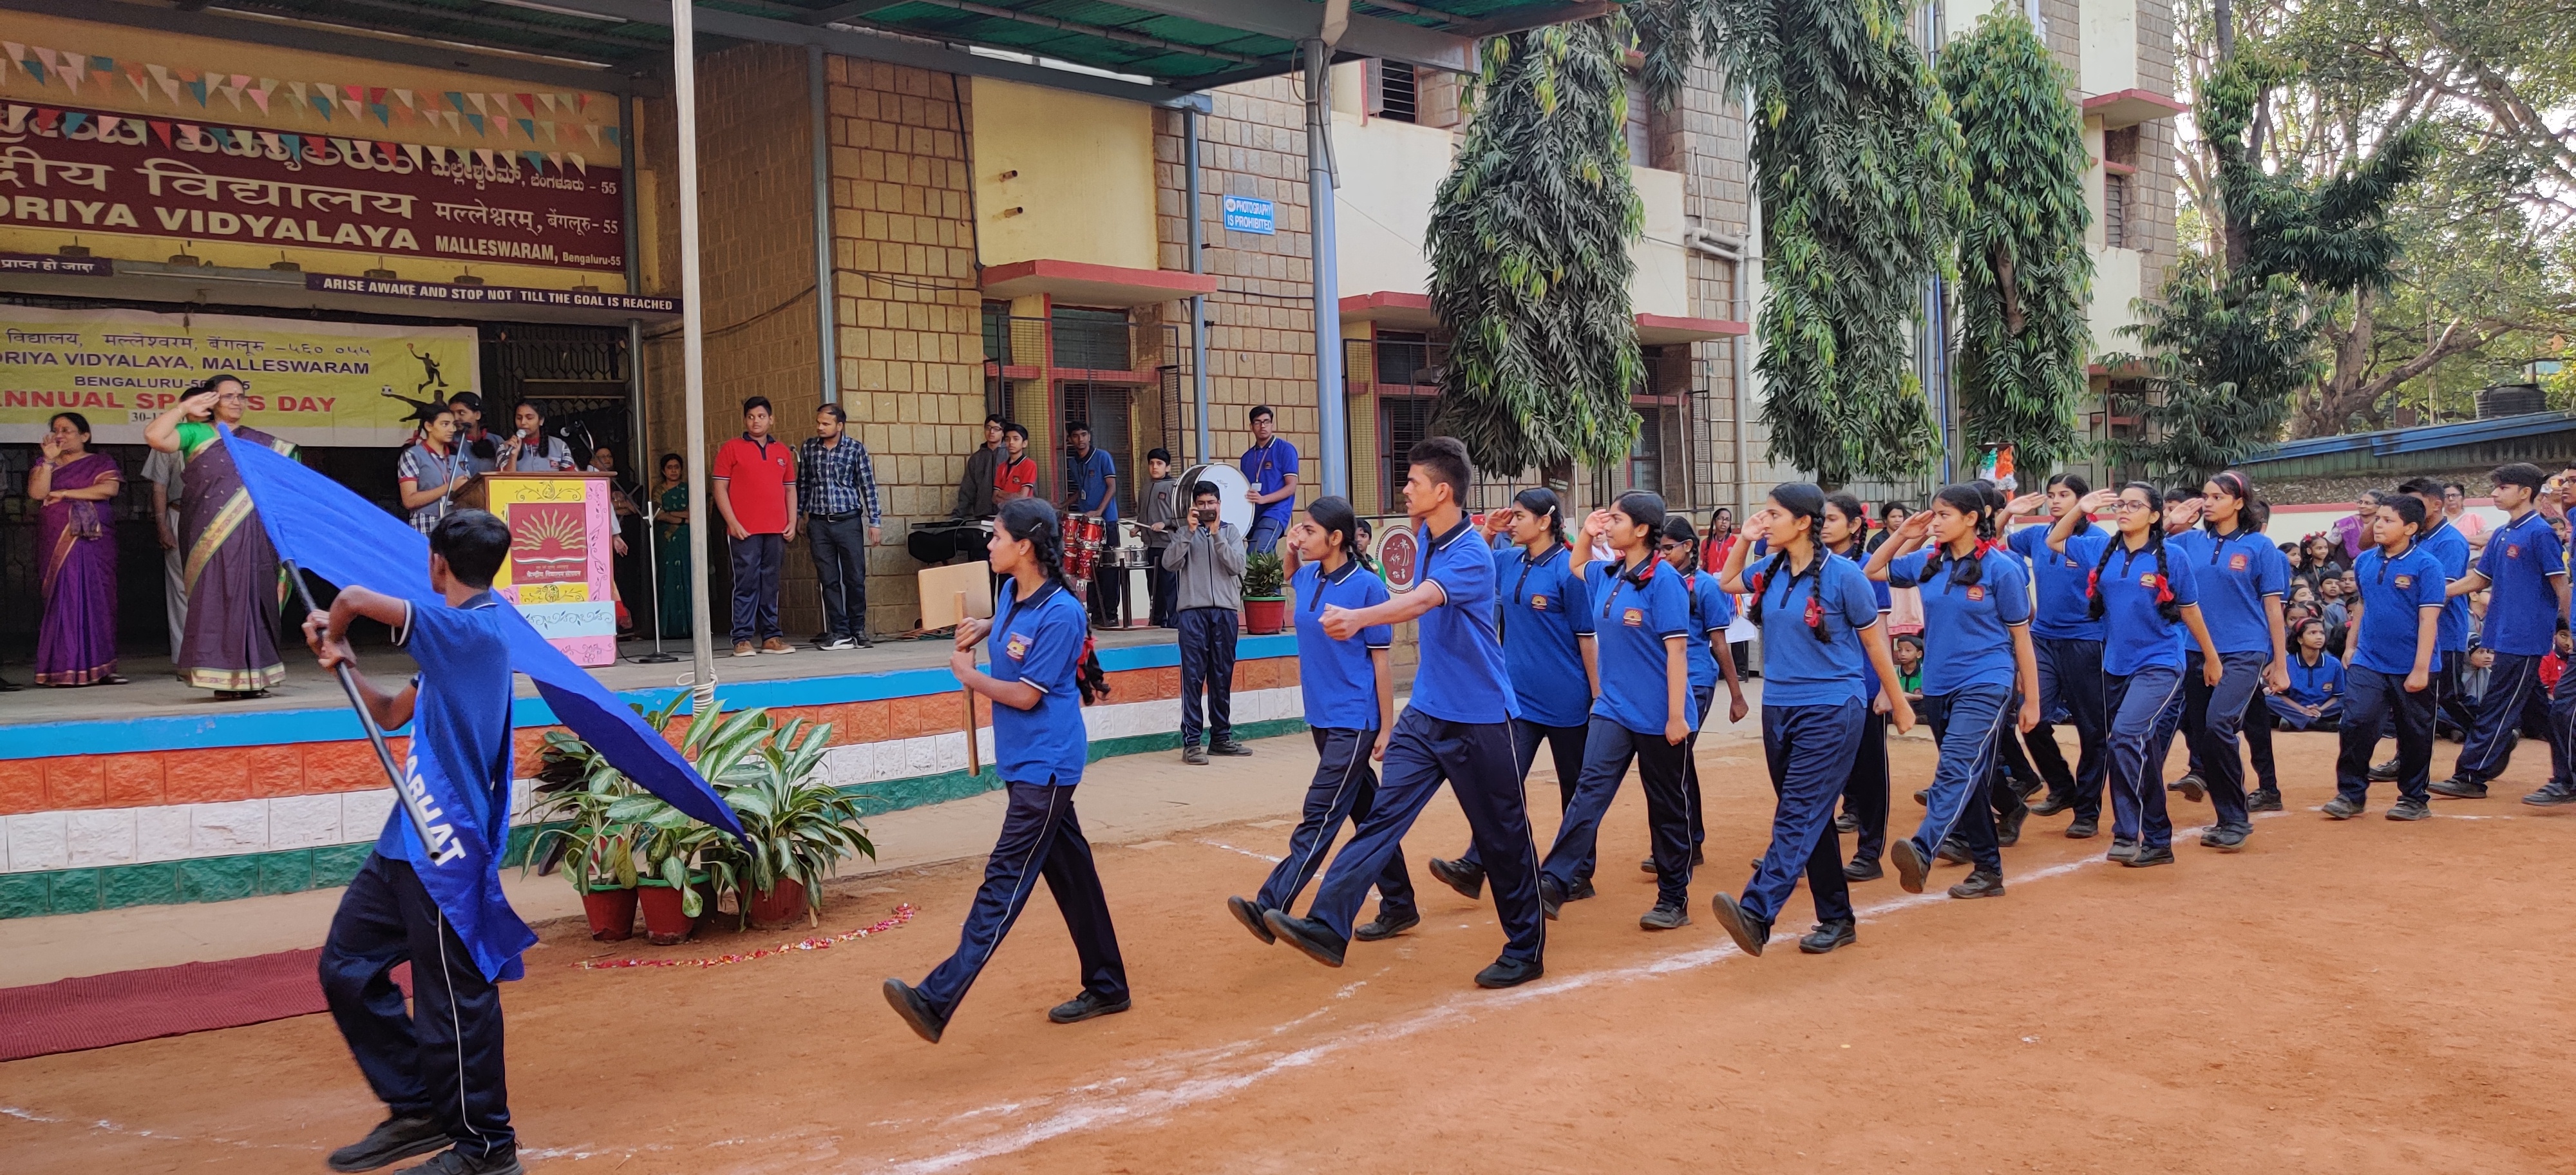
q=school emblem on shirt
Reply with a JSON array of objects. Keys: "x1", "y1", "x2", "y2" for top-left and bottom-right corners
[
  {"x1": 2509, "y1": 544, "x2": 2522, "y2": 558},
  {"x1": 1622, "y1": 607, "x2": 1645, "y2": 627},
  {"x1": 2139, "y1": 572, "x2": 2157, "y2": 587},
  {"x1": 2229, "y1": 553, "x2": 2249, "y2": 571},
  {"x1": 2395, "y1": 575, "x2": 2414, "y2": 589},
  {"x1": 1531, "y1": 593, "x2": 1551, "y2": 611},
  {"x1": 2065, "y1": 557, "x2": 2081, "y2": 569},
  {"x1": 1005, "y1": 632, "x2": 1030, "y2": 661},
  {"x1": 1966, "y1": 585, "x2": 1985, "y2": 601}
]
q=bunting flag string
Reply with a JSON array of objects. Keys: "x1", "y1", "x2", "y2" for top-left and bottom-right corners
[{"x1": 3, "y1": 95, "x2": 601, "y2": 178}]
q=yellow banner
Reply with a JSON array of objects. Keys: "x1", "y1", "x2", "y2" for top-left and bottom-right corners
[{"x1": 0, "y1": 305, "x2": 478, "y2": 446}]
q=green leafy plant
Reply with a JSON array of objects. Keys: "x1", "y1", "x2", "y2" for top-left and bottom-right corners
[
  {"x1": 525, "y1": 694, "x2": 681, "y2": 893},
  {"x1": 1242, "y1": 551, "x2": 1285, "y2": 600},
  {"x1": 706, "y1": 716, "x2": 875, "y2": 921}
]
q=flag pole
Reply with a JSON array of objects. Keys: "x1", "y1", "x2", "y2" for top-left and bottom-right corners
[
  {"x1": 672, "y1": 0, "x2": 718, "y2": 716},
  {"x1": 285, "y1": 560, "x2": 444, "y2": 854}
]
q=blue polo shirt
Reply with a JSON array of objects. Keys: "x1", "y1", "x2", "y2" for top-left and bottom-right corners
[
  {"x1": 1681, "y1": 569, "x2": 1736, "y2": 691},
  {"x1": 2473, "y1": 510, "x2": 2566, "y2": 656},
  {"x1": 2169, "y1": 524, "x2": 2289, "y2": 657},
  {"x1": 1069, "y1": 447, "x2": 1118, "y2": 521},
  {"x1": 1749, "y1": 551, "x2": 1883, "y2": 707},
  {"x1": 2350, "y1": 544, "x2": 2447, "y2": 675},
  {"x1": 1408, "y1": 517, "x2": 1516, "y2": 724},
  {"x1": 1492, "y1": 541, "x2": 1594, "y2": 728},
  {"x1": 1293, "y1": 560, "x2": 1392, "y2": 731},
  {"x1": 1888, "y1": 546, "x2": 2031, "y2": 694},
  {"x1": 2418, "y1": 518, "x2": 2471, "y2": 653},
  {"x1": 1585, "y1": 557, "x2": 1692, "y2": 735},
  {"x1": 988, "y1": 580, "x2": 1090, "y2": 784},
  {"x1": 377, "y1": 592, "x2": 513, "y2": 861},
  {"x1": 2008, "y1": 522, "x2": 2107, "y2": 641},
  {"x1": 1240, "y1": 437, "x2": 1298, "y2": 528},
  {"x1": 2287, "y1": 651, "x2": 2344, "y2": 708},
  {"x1": 2066, "y1": 531, "x2": 2202, "y2": 676}
]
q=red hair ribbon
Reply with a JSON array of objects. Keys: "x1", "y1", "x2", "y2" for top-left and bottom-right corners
[
  {"x1": 2153, "y1": 575, "x2": 2175, "y2": 604},
  {"x1": 1804, "y1": 593, "x2": 1825, "y2": 631}
]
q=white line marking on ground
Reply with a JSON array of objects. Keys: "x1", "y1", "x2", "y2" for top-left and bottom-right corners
[{"x1": 1196, "y1": 839, "x2": 1285, "y2": 863}]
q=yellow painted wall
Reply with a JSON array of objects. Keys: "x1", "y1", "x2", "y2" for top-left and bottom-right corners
[
  {"x1": 2078, "y1": 0, "x2": 2139, "y2": 95},
  {"x1": 1331, "y1": 111, "x2": 1449, "y2": 299},
  {"x1": 969, "y1": 77, "x2": 1155, "y2": 274},
  {"x1": 1629, "y1": 164, "x2": 1689, "y2": 319},
  {"x1": 0, "y1": 12, "x2": 626, "y2": 289}
]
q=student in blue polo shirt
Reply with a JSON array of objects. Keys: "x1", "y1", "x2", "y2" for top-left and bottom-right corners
[
  {"x1": 886, "y1": 498, "x2": 1129, "y2": 1044},
  {"x1": 2005, "y1": 474, "x2": 2112, "y2": 839},
  {"x1": 308, "y1": 511, "x2": 524, "y2": 1175},
  {"x1": 2048, "y1": 482, "x2": 2224, "y2": 868},
  {"x1": 1526, "y1": 492, "x2": 1696, "y2": 930},
  {"x1": 1239, "y1": 405, "x2": 1300, "y2": 554},
  {"x1": 1649, "y1": 516, "x2": 1748, "y2": 875},
  {"x1": 2326, "y1": 493, "x2": 2448, "y2": 821},
  {"x1": 2398, "y1": 477, "x2": 2478, "y2": 744},
  {"x1": 2164, "y1": 470, "x2": 2290, "y2": 850},
  {"x1": 1816, "y1": 494, "x2": 1897, "y2": 878},
  {"x1": 2432, "y1": 464, "x2": 2571, "y2": 798},
  {"x1": 1428, "y1": 488, "x2": 1596, "y2": 904},
  {"x1": 1708, "y1": 484, "x2": 1915, "y2": 958},
  {"x1": 1266, "y1": 437, "x2": 1546, "y2": 990},
  {"x1": 2267, "y1": 617, "x2": 2346, "y2": 731},
  {"x1": 1869, "y1": 485, "x2": 2038, "y2": 900},
  {"x1": 1229, "y1": 496, "x2": 1417, "y2": 944}
]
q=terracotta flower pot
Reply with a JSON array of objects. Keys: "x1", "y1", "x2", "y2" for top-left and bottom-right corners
[
  {"x1": 746, "y1": 877, "x2": 809, "y2": 930},
  {"x1": 636, "y1": 883, "x2": 695, "y2": 946},
  {"x1": 581, "y1": 886, "x2": 639, "y2": 942},
  {"x1": 1243, "y1": 597, "x2": 1287, "y2": 635}
]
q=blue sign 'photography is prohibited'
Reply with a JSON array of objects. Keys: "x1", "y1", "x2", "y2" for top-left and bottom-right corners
[{"x1": 1222, "y1": 195, "x2": 1276, "y2": 235}]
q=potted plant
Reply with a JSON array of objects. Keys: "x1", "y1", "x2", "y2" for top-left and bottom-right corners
[
  {"x1": 708, "y1": 715, "x2": 876, "y2": 929},
  {"x1": 1242, "y1": 550, "x2": 1287, "y2": 635},
  {"x1": 527, "y1": 716, "x2": 656, "y2": 941}
]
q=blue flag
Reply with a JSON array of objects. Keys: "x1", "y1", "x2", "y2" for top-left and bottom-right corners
[{"x1": 220, "y1": 428, "x2": 746, "y2": 978}]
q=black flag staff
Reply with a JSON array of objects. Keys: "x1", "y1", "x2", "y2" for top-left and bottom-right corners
[{"x1": 287, "y1": 559, "x2": 445, "y2": 852}]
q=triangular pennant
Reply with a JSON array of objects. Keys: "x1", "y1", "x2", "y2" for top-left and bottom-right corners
[
  {"x1": 249, "y1": 78, "x2": 274, "y2": 114},
  {"x1": 394, "y1": 88, "x2": 415, "y2": 109},
  {"x1": 174, "y1": 122, "x2": 204, "y2": 149},
  {"x1": 149, "y1": 119, "x2": 173, "y2": 149},
  {"x1": 341, "y1": 97, "x2": 361, "y2": 120},
  {"x1": 185, "y1": 73, "x2": 209, "y2": 107},
  {"x1": 577, "y1": 92, "x2": 594, "y2": 116},
  {"x1": 343, "y1": 83, "x2": 363, "y2": 102},
  {"x1": 516, "y1": 117, "x2": 534, "y2": 139},
  {"x1": 61, "y1": 111, "x2": 89, "y2": 136},
  {"x1": 567, "y1": 151, "x2": 587, "y2": 175},
  {"x1": 126, "y1": 64, "x2": 149, "y2": 99},
  {"x1": 366, "y1": 86, "x2": 386, "y2": 106},
  {"x1": 392, "y1": 103, "x2": 413, "y2": 128},
  {"x1": 491, "y1": 92, "x2": 511, "y2": 117},
  {"x1": 21, "y1": 48, "x2": 46, "y2": 87},
  {"x1": 464, "y1": 112, "x2": 484, "y2": 135},
  {"x1": 155, "y1": 63, "x2": 182, "y2": 104},
  {"x1": 374, "y1": 140, "x2": 399, "y2": 164},
  {"x1": 30, "y1": 107, "x2": 59, "y2": 133},
  {"x1": 207, "y1": 125, "x2": 234, "y2": 149},
  {"x1": 521, "y1": 149, "x2": 545, "y2": 173},
  {"x1": 401, "y1": 142, "x2": 424, "y2": 168},
  {"x1": 95, "y1": 113, "x2": 120, "y2": 139},
  {"x1": 583, "y1": 122, "x2": 601, "y2": 146},
  {"x1": 441, "y1": 110, "x2": 460, "y2": 133},
  {"x1": 515, "y1": 91, "x2": 536, "y2": 115},
  {"x1": 538, "y1": 92, "x2": 558, "y2": 113},
  {"x1": 545, "y1": 151, "x2": 562, "y2": 171},
  {"x1": 281, "y1": 132, "x2": 303, "y2": 158},
  {"x1": 57, "y1": 50, "x2": 84, "y2": 94},
  {"x1": 540, "y1": 120, "x2": 558, "y2": 143},
  {"x1": 445, "y1": 90, "x2": 466, "y2": 115},
  {"x1": 473, "y1": 148, "x2": 495, "y2": 169},
  {"x1": 258, "y1": 130, "x2": 281, "y2": 154},
  {"x1": 603, "y1": 124, "x2": 620, "y2": 148},
  {"x1": 465, "y1": 91, "x2": 486, "y2": 115},
  {"x1": 371, "y1": 102, "x2": 390, "y2": 126}
]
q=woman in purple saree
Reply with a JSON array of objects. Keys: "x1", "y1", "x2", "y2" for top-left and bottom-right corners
[
  {"x1": 146, "y1": 376, "x2": 302, "y2": 698},
  {"x1": 30, "y1": 412, "x2": 125, "y2": 687}
]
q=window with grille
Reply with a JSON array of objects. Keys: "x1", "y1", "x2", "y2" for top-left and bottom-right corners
[
  {"x1": 2105, "y1": 173, "x2": 2130, "y2": 249},
  {"x1": 1625, "y1": 72, "x2": 1652, "y2": 165},
  {"x1": 1061, "y1": 381, "x2": 1135, "y2": 517},
  {"x1": 1628, "y1": 404, "x2": 1670, "y2": 497},
  {"x1": 1381, "y1": 394, "x2": 1435, "y2": 508},
  {"x1": 1374, "y1": 330, "x2": 1435, "y2": 388},
  {"x1": 1370, "y1": 59, "x2": 1418, "y2": 122},
  {"x1": 1050, "y1": 307, "x2": 1130, "y2": 370}
]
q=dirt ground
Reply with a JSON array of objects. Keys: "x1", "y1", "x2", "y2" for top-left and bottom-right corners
[{"x1": 6, "y1": 727, "x2": 2573, "y2": 1174}]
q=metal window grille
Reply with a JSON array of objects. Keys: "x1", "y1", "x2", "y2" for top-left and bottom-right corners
[
  {"x1": 2105, "y1": 173, "x2": 2130, "y2": 249},
  {"x1": 1370, "y1": 59, "x2": 1417, "y2": 123}
]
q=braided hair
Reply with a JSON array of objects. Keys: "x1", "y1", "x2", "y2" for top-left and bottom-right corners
[
  {"x1": 1823, "y1": 492, "x2": 1868, "y2": 557},
  {"x1": 1662, "y1": 516, "x2": 1700, "y2": 573},
  {"x1": 2086, "y1": 481, "x2": 2181, "y2": 624},
  {"x1": 1920, "y1": 483, "x2": 1997, "y2": 588},
  {"x1": 1747, "y1": 483, "x2": 1834, "y2": 642},
  {"x1": 1305, "y1": 495, "x2": 1367, "y2": 569},
  {"x1": 2047, "y1": 473, "x2": 2093, "y2": 537},
  {"x1": 996, "y1": 498, "x2": 1075, "y2": 595},
  {"x1": 1514, "y1": 486, "x2": 1569, "y2": 550},
  {"x1": 1609, "y1": 491, "x2": 1669, "y2": 585}
]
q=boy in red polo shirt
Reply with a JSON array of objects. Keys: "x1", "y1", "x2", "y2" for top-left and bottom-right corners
[{"x1": 713, "y1": 396, "x2": 797, "y2": 657}]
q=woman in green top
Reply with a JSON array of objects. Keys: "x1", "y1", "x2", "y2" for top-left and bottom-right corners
[
  {"x1": 144, "y1": 376, "x2": 301, "y2": 698},
  {"x1": 654, "y1": 452, "x2": 692, "y2": 638}
]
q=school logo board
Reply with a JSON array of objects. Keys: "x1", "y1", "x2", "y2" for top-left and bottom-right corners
[
  {"x1": 0, "y1": 305, "x2": 476, "y2": 445},
  {"x1": 506, "y1": 502, "x2": 588, "y2": 584},
  {"x1": 485, "y1": 474, "x2": 616, "y2": 667}
]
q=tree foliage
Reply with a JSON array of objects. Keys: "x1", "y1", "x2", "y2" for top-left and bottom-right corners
[
  {"x1": 1937, "y1": 12, "x2": 2094, "y2": 473},
  {"x1": 1425, "y1": 19, "x2": 1644, "y2": 477},
  {"x1": 1641, "y1": 0, "x2": 1968, "y2": 488}
]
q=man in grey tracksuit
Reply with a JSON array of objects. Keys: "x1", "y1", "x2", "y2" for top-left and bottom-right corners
[{"x1": 1164, "y1": 479, "x2": 1247, "y2": 765}]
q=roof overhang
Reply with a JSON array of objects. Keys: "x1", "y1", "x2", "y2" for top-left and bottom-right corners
[
  {"x1": 1340, "y1": 291, "x2": 1441, "y2": 330},
  {"x1": 1634, "y1": 313, "x2": 1747, "y2": 345},
  {"x1": 2083, "y1": 88, "x2": 2190, "y2": 129},
  {"x1": 980, "y1": 259, "x2": 1218, "y2": 307}
]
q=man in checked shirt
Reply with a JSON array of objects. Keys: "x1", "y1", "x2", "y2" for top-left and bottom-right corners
[{"x1": 800, "y1": 403, "x2": 884, "y2": 649}]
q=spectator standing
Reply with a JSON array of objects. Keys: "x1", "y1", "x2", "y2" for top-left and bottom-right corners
[
  {"x1": 800, "y1": 403, "x2": 883, "y2": 650},
  {"x1": 713, "y1": 396, "x2": 798, "y2": 657},
  {"x1": 1137, "y1": 447, "x2": 1181, "y2": 627},
  {"x1": 1165, "y1": 479, "x2": 1249, "y2": 764},
  {"x1": 952, "y1": 414, "x2": 1005, "y2": 519},
  {"x1": 2447, "y1": 482, "x2": 2490, "y2": 549},
  {"x1": 142, "y1": 416, "x2": 195, "y2": 654},
  {"x1": 2333, "y1": 492, "x2": 2382, "y2": 560},
  {"x1": 396, "y1": 408, "x2": 470, "y2": 536},
  {"x1": 1240, "y1": 405, "x2": 1300, "y2": 554},
  {"x1": 1063, "y1": 421, "x2": 1121, "y2": 627},
  {"x1": 995, "y1": 423, "x2": 1037, "y2": 503}
]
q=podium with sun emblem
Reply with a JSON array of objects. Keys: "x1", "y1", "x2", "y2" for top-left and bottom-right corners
[{"x1": 460, "y1": 471, "x2": 621, "y2": 665}]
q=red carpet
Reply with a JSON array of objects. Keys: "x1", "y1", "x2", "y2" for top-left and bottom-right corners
[{"x1": 0, "y1": 948, "x2": 371, "y2": 1062}]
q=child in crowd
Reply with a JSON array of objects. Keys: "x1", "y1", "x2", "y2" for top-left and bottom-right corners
[
  {"x1": 1892, "y1": 633, "x2": 1926, "y2": 702},
  {"x1": 2266, "y1": 617, "x2": 2345, "y2": 732}
]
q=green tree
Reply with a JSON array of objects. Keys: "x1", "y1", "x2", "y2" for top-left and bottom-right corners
[
  {"x1": 1938, "y1": 11, "x2": 2094, "y2": 473},
  {"x1": 1640, "y1": 0, "x2": 1968, "y2": 487},
  {"x1": 1425, "y1": 18, "x2": 1644, "y2": 477}
]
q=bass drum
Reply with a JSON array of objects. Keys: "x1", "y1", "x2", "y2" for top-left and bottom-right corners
[{"x1": 1175, "y1": 463, "x2": 1256, "y2": 547}]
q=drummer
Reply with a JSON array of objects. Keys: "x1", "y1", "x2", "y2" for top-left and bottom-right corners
[
  {"x1": 1065, "y1": 421, "x2": 1121, "y2": 627},
  {"x1": 1242, "y1": 405, "x2": 1300, "y2": 555}
]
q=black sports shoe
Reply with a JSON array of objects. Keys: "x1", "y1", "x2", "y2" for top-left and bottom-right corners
[
  {"x1": 1997, "y1": 804, "x2": 2029, "y2": 847},
  {"x1": 1210, "y1": 740, "x2": 1255, "y2": 757},
  {"x1": 2386, "y1": 797, "x2": 2432, "y2": 821},
  {"x1": 1913, "y1": 788, "x2": 1929, "y2": 807},
  {"x1": 1889, "y1": 839, "x2": 1931, "y2": 894},
  {"x1": 1475, "y1": 957, "x2": 1544, "y2": 989},
  {"x1": 2030, "y1": 792, "x2": 2076, "y2": 817},
  {"x1": 1263, "y1": 911, "x2": 1348, "y2": 968},
  {"x1": 1181, "y1": 743, "x2": 1209, "y2": 765},
  {"x1": 1935, "y1": 836, "x2": 1971, "y2": 865},
  {"x1": 1566, "y1": 875, "x2": 1598, "y2": 901},
  {"x1": 2428, "y1": 776, "x2": 2488, "y2": 799},
  {"x1": 1353, "y1": 908, "x2": 1420, "y2": 941},
  {"x1": 1947, "y1": 870, "x2": 2005, "y2": 899},
  {"x1": 2065, "y1": 816, "x2": 2099, "y2": 839},
  {"x1": 1048, "y1": 989, "x2": 1132, "y2": 1024},
  {"x1": 1842, "y1": 857, "x2": 1883, "y2": 882},
  {"x1": 1538, "y1": 876, "x2": 1565, "y2": 921},
  {"x1": 2525, "y1": 782, "x2": 2576, "y2": 807},
  {"x1": 1427, "y1": 857, "x2": 1485, "y2": 901},
  {"x1": 328, "y1": 1114, "x2": 450, "y2": 1172},
  {"x1": 2123, "y1": 845, "x2": 2176, "y2": 868},
  {"x1": 2368, "y1": 758, "x2": 2400, "y2": 782},
  {"x1": 1639, "y1": 903, "x2": 1691, "y2": 930},
  {"x1": 2321, "y1": 796, "x2": 2366, "y2": 820},
  {"x1": 882, "y1": 978, "x2": 947, "y2": 1044},
  {"x1": 2172, "y1": 774, "x2": 2207, "y2": 802},
  {"x1": 2107, "y1": 837, "x2": 2139, "y2": 863},
  {"x1": 1708, "y1": 892, "x2": 1772, "y2": 957},
  {"x1": 1835, "y1": 812, "x2": 1860, "y2": 833},
  {"x1": 1226, "y1": 895, "x2": 1275, "y2": 944},
  {"x1": 1797, "y1": 919, "x2": 1857, "y2": 954},
  {"x1": 398, "y1": 1149, "x2": 523, "y2": 1175},
  {"x1": 2011, "y1": 774, "x2": 2045, "y2": 802},
  {"x1": 2202, "y1": 826, "x2": 2249, "y2": 853},
  {"x1": 2248, "y1": 788, "x2": 2285, "y2": 813}
]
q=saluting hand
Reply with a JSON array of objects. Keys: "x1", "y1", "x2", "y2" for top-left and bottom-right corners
[
  {"x1": 2004, "y1": 492, "x2": 2048, "y2": 519},
  {"x1": 2077, "y1": 488, "x2": 2120, "y2": 515},
  {"x1": 1743, "y1": 505, "x2": 1786, "y2": 546},
  {"x1": 1896, "y1": 510, "x2": 1935, "y2": 540}
]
